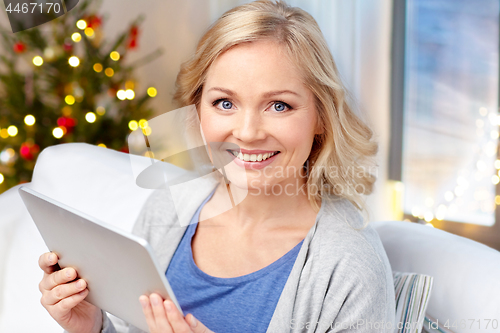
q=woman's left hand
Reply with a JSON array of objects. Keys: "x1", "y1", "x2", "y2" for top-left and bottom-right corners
[{"x1": 139, "y1": 293, "x2": 214, "y2": 333}]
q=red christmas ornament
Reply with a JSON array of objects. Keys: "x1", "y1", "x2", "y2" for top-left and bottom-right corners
[
  {"x1": 57, "y1": 117, "x2": 66, "y2": 126},
  {"x1": 86, "y1": 15, "x2": 102, "y2": 29},
  {"x1": 57, "y1": 117, "x2": 77, "y2": 133},
  {"x1": 127, "y1": 39, "x2": 137, "y2": 49},
  {"x1": 31, "y1": 144, "x2": 40, "y2": 154},
  {"x1": 66, "y1": 117, "x2": 77, "y2": 127},
  {"x1": 20, "y1": 142, "x2": 39, "y2": 161},
  {"x1": 63, "y1": 42, "x2": 73, "y2": 52},
  {"x1": 126, "y1": 25, "x2": 139, "y2": 50},
  {"x1": 130, "y1": 25, "x2": 139, "y2": 36},
  {"x1": 120, "y1": 146, "x2": 129, "y2": 153},
  {"x1": 13, "y1": 42, "x2": 26, "y2": 53}
]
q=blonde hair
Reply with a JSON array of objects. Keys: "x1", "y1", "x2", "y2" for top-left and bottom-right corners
[{"x1": 173, "y1": 0, "x2": 378, "y2": 222}]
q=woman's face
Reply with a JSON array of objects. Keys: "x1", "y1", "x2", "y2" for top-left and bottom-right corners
[{"x1": 199, "y1": 39, "x2": 321, "y2": 193}]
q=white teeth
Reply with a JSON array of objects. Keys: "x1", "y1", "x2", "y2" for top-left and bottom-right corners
[{"x1": 230, "y1": 150, "x2": 279, "y2": 162}]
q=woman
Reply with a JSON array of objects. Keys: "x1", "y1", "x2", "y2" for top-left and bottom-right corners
[{"x1": 38, "y1": 1, "x2": 395, "y2": 332}]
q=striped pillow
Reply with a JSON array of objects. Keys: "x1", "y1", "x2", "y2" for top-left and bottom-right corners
[{"x1": 394, "y1": 272, "x2": 434, "y2": 333}]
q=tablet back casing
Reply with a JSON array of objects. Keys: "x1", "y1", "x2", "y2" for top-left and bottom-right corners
[{"x1": 19, "y1": 186, "x2": 181, "y2": 332}]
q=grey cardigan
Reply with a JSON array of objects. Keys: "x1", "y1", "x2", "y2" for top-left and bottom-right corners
[{"x1": 99, "y1": 176, "x2": 396, "y2": 333}]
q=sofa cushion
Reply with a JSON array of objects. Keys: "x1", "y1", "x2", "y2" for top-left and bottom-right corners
[{"x1": 372, "y1": 221, "x2": 500, "y2": 333}]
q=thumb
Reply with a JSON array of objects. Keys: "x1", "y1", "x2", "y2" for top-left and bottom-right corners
[{"x1": 187, "y1": 313, "x2": 213, "y2": 333}]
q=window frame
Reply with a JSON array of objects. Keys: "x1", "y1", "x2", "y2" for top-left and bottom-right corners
[{"x1": 390, "y1": 0, "x2": 500, "y2": 251}]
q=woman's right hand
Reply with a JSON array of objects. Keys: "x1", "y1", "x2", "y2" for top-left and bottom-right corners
[{"x1": 38, "y1": 252, "x2": 103, "y2": 333}]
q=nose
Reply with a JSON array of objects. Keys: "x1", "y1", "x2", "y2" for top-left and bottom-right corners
[{"x1": 232, "y1": 109, "x2": 266, "y2": 143}]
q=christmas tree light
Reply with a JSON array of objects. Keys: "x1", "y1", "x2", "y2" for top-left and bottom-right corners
[
  {"x1": 110, "y1": 51, "x2": 120, "y2": 61},
  {"x1": 76, "y1": 19, "x2": 87, "y2": 29},
  {"x1": 147, "y1": 87, "x2": 157, "y2": 97},
  {"x1": 32, "y1": 56, "x2": 43, "y2": 66},
  {"x1": 68, "y1": 56, "x2": 80, "y2": 67},
  {"x1": 24, "y1": 115, "x2": 36, "y2": 126},
  {"x1": 0, "y1": 0, "x2": 162, "y2": 192},
  {"x1": 71, "y1": 33, "x2": 82, "y2": 42}
]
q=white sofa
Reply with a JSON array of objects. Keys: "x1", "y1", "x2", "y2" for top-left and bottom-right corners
[{"x1": 1, "y1": 143, "x2": 499, "y2": 332}]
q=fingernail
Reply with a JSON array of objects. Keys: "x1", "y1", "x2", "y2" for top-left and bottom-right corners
[
  {"x1": 139, "y1": 297, "x2": 147, "y2": 309},
  {"x1": 151, "y1": 295, "x2": 160, "y2": 306},
  {"x1": 77, "y1": 280, "x2": 84, "y2": 289},
  {"x1": 66, "y1": 269, "x2": 71, "y2": 278},
  {"x1": 164, "y1": 300, "x2": 172, "y2": 312},
  {"x1": 49, "y1": 254, "x2": 55, "y2": 264},
  {"x1": 189, "y1": 314, "x2": 198, "y2": 328}
]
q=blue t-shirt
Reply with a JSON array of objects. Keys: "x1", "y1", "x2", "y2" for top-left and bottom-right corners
[{"x1": 165, "y1": 191, "x2": 304, "y2": 333}]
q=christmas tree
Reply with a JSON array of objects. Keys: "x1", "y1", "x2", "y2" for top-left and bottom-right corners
[{"x1": 0, "y1": 0, "x2": 162, "y2": 193}]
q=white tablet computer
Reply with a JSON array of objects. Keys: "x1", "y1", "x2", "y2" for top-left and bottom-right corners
[{"x1": 18, "y1": 186, "x2": 181, "y2": 332}]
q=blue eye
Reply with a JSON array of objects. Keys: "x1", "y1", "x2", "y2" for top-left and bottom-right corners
[
  {"x1": 273, "y1": 102, "x2": 290, "y2": 112},
  {"x1": 274, "y1": 102, "x2": 286, "y2": 111},
  {"x1": 221, "y1": 100, "x2": 232, "y2": 109}
]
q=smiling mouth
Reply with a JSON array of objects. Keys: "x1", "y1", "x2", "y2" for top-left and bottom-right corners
[{"x1": 227, "y1": 150, "x2": 280, "y2": 162}]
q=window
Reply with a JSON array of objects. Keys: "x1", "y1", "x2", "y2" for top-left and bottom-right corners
[{"x1": 391, "y1": 0, "x2": 500, "y2": 249}]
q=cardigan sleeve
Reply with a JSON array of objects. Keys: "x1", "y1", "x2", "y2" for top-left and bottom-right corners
[
  {"x1": 324, "y1": 271, "x2": 394, "y2": 332},
  {"x1": 317, "y1": 244, "x2": 395, "y2": 333}
]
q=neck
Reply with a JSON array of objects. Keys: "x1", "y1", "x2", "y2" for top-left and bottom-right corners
[{"x1": 211, "y1": 176, "x2": 318, "y2": 230}]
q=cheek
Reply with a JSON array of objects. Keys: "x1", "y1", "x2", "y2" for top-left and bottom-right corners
[
  {"x1": 199, "y1": 110, "x2": 236, "y2": 148},
  {"x1": 279, "y1": 116, "x2": 317, "y2": 154},
  {"x1": 200, "y1": 110, "x2": 221, "y2": 142}
]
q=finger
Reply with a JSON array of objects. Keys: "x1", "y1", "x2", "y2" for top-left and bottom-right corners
[
  {"x1": 38, "y1": 252, "x2": 59, "y2": 274},
  {"x1": 150, "y1": 293, "x2": 173, "y2": 333},
  {"x1": 186, "y1": 314, "x2": 213, "y2": 333},
  {"x1": 40, "y1": 267, "x2": 77, "y2": 291},
  {"x1": 49, "y1": 288, "x2": 89, "y2": 318},
  {"x1": 165, "y1": 300, "x2": 192, "y2": 333},
  {"x1": 43, "y1": 279, "x2": 87, "y2": 306},
  {"x1": 140, "y1": 295, "x2": 157, "y2": 331}
]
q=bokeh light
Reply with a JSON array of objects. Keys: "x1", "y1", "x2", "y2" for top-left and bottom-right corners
[
  {"x1": 85, "y1": 112, "x2": 97, "y2": 123},
  {"x1": 53, "y1": 127, "x2": 64, "y2": 139},
  {"x1": 104, "y1": 68, "x2": 114, "y2": 77},
  {"x1": 65, "y1": 95, "x2": 76, "y2": 105},
  {"x1": 117, "y1": 90, "x2": 127, "y2": 100},
  {"x1": 32, "y1": 56, "x2": 43, "y2": 66},
  {"x1": 76, "y1": 20, "x2": 87, "y2": 30},
  {"x1": 125, "y1": 89, "x2": 135, "y2": 100},
  {"x1": 128, "y1": 120, "x2": 138, "y2": 131},
  {"x1": 7, "y1": 125, "x2": 18, "y2": 137},
  {"x1": 93, "y1": 63, "x2": 103, "y2": 72},
  {"x1": 147, "y1": 87, "x2": 157, "y2": 97},
  {"x1": 71, "y1": 32, "x2": 82, "y2": 42},
  {"x1": 68, "y1": 56, "x2": 80, "y2": 67},
  {"x1": 110, "y1": 51, "x2": 120, "y2": 61},
  {"x1": 24, "y1": 115, "x2": 36, "y2": 126}
]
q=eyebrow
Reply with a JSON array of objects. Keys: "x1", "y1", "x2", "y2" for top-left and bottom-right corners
[{"x1": 206, "y1": 87, "x2": 300, "y2": 98}]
